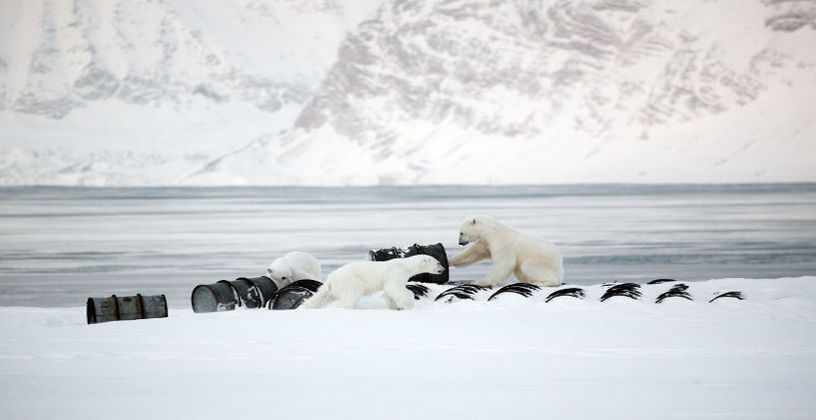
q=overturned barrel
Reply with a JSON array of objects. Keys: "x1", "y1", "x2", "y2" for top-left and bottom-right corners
[
  {"x1": 87, "y1": 294, "x2": 168, "y2": 324},
  {"x1": 229, "y1": 277, "x2": 264, "y2": 309},
  {"x1": 369, "y1": 243, "x2": 449, "y2": 284},
  {"x1": 192, "y1": 276, "x2": 280, "y2": 313},
  {"x1": 435, "y1": 284, "x2": 490, "y2": 303},
  {"x1": 191, "y1": 280, "x2": 239, "y2": 313},
  {"x1": 270, "y1": 279, "x2": 322, "y2": 310},
  {"x1": 237, "y1": 276, "x2": 278, "y2": 307}
]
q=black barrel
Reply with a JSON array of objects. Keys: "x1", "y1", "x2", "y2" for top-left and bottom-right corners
[
  {"x1": 191, "y1": 280, "x2": 240, "y2": 313},
  {"x1": 237, "y1": 276, "x2": 278, "y2": 307},
  {"x1": 434, "y1": 284, "x2": 490, "y2": 303},
  {"x1": 230, "y1": 277, "x2": 263, "y2": 309},
  {"x1": 192, "y1": 276, "x2": 279, "y2": 313},
  {"x1": 288, "y1": 279, "x2": 322, "y2": 292},
  {"x1": 270, "y1": 279, "x2": 323, "y2": 310},
  {"x1": 87, "y1": 294, "x2": 168, "y2": 324},
  {"x1": 368, "y1": 243, "x2": 449, "y2": 284}
]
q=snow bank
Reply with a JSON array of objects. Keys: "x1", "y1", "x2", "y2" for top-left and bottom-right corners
[{"x1": 1, "y1": 277, "x2": 815, "y2": 419}]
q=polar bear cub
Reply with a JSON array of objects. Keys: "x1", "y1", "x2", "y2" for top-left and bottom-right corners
[
  {"x1": 449, "y1": 215, "x2": 563, "y2": 288},
  {"x1": 302, "y1": 255, "x2": 445, "y2": 310},
  {"x1": 267, "y1": 251, "x2": 322, "y2": 288}
]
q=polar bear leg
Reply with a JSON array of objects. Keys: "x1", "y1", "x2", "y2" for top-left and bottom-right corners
[
  {"x1": 473, "y1": 254, "x2": 515, "y2": 287},
  {"x1": 517, "y1": 260, "x2": 562, "y2": 286},
  {"x1": 337, "y1": 293, "x2": 363, "y2": 309},
  {"x1": 449, "y1": 241, "x2": 489, "y2": 267},
  {"x1": 383, "y1": 280, "x2": 414, "y2": 310},
  {"x1": 301, "y1": 286, "x2": 334, "y2": 309}
]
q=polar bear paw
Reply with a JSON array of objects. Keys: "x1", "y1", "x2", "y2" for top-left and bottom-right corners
[{"x1": 472, "y1": 278, "x2": 502, "y2": 288}]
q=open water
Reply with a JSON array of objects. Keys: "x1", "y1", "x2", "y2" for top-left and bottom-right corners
[{"x1": 1, "y1": 184, "x2": 814, "y2": 307}]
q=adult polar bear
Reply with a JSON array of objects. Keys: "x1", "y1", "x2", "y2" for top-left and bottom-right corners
[
  {"x1": 302, "y1": 255, "x2": 445, "y2": 310},
  {"x1": 450, "y1": 215, "x2": 563, "y2": 287}
]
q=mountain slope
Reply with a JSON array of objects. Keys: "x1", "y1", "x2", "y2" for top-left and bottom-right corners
[
  {"x1": 1, "y1": 0, "x2": 815, "y2": 185},
  {"x1": 232, "y1": 0, "x2": 815, "y2": 185},
  {"x1": 0, "y1": 0, "x2": 380, "y2": 185}
]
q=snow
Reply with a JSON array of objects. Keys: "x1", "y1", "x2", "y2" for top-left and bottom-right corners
[{"x1": 1, "y1": 277, "x2": 815, "y2": 419}]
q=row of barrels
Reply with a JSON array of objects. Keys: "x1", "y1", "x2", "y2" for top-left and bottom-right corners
[
  {"x1": 85, "y1": 278, "x2": 319, "y2": 324},
  {"x1": 191, "y1": 242, "x2": 449, "y2": 314},
  {"x1": 432, "y1": 281, "x2": 745, "y2": 304},
  {"x1": 87, "y1": 243, "x2": 744, "y2": 323},
  {"x1": 88, "y1": 243, "x2": 445, "y2": 323},
  {"x1": 87, "y1": 294, "x2": 168, "y2": 324},
  {"x1": 87, "y1": 278, "x2": 745, "y2": 324},
  {"x1": 191, "y1": 277, "x2": 322, "y2": 313}
]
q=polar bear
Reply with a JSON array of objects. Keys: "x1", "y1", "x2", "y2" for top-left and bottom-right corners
[
  {"x1": 266, "y1": 251, "x2": 322, "y2": 289},
  {"x1": 301, "y1": 255, "x2": 445, "y2": 310},
  {"x1": 449, "y1": 215, "x2": 563, "y2": 288}
]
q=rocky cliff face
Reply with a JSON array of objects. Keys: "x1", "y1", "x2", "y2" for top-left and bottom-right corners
[
  {"x1": 0, "y1": 0, "x2": 380, "y2": 185},
  {"x1": 0, "y1": 0, "x2": 377, "y2": 119},
  {"x1": 1, "y1": 0, "x2": 815, "y2": 185}
]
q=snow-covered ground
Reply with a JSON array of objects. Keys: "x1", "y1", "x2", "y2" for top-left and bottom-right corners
[{"x1": 1, "y1": 277, "x2": 815, "y2": 419}]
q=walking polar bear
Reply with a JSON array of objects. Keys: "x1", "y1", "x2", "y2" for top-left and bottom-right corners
[
  {"x1": 302, "y1": 255, "x2": 445, "y2": 310},
  {"x1": 267, "y1": 251, "x2": 322, "y2": 289},
  {"x1": 449, "y1": 215, "x2": 563, "y2": 288}
]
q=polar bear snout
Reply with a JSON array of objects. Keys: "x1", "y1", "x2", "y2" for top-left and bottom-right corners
[
  {"x1": 433, "y1": 262, "x2": 446, "y2": 274},
  {"x1": 458, "y1": 232, "x2": 469, "y2": 245},
  {"x1": 418, "y1": 256, "x2": 445, "y2": 274}
]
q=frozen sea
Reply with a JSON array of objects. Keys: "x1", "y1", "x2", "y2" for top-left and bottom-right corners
[{"x1": 0, "y1": 184, "x2": 815, "y2": 308}]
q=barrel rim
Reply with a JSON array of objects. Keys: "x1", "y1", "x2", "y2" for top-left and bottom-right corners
[
  {"x1": 86, "y1": 297, "x2": 96, "y2": 324},
  {"x1": 110, "y1": 294, "x2": 120, "y2": 320},
  {"x1": 136, "y1": 293, "x2": 146, "y2": 319},
  {"x1": 190, "y1": 284, "x2": 218, "y2": 313},
  {"x1": 160, "y1": 294, "x2": 168, "y2": 318},
  {"x1": 287, "y1": 279, "x2": 322, "y2": 292}
]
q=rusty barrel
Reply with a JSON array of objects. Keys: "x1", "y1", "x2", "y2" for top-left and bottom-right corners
[
  {"x1": 369, "y1": 242, "x2": 449, "y2": 284},
  {"x1": 87, "y1": 294, "x2": 168, "y2": 324}
]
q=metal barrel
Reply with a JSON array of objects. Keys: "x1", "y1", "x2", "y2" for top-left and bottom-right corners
[
  {"x1": 87, "y1": 294, "x2": 168, "y2": 324},
  {"x1": 269, "y1": 279, "x2": 323, "y2": 310},
  {"x1": 237, "y1": 276, "x2": 278, "y2": 307},
  {"x1": 191, "y1": 280, "x2": 240, "y2": 313},
  {"x1": 230, "y1": 277, "x2": 263, "y2": 309},
  {"x1": 288, "y1": 279, "x2": 322, "y2": 292},
  {"x1": 192, "y1": 276, "x2": 280, "y2": 313},
  {"x1": 368, "y1": 243, "x2": 449, "y2": 284}
]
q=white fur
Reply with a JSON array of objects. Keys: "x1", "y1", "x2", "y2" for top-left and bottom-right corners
[
  {"x1": 301, "y1": 255, "x2": 445, "y2": 310},
  {"x1": 449, "y1": 215, "x2": 563, "y2": 288},
  {"x1": 266, "y1": 251, "x2": 321, "y2": 288}
]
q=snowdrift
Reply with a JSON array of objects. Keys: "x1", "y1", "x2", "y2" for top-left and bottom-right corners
[{"x1": 1, "y1": 277, "x2": 815, "y2": 419}]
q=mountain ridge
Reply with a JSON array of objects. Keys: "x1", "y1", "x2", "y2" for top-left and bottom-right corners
[{"x1": 1, "y1": 0, "x2": 814, "y2": 185}]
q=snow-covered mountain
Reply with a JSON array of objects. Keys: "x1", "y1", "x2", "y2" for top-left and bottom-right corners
[
  {"x1": 1, "y1": 0, "x2": 814, "y2": 185},
  {"x1": 0, "y1": 0, "x2": 381, "y2": 185}
]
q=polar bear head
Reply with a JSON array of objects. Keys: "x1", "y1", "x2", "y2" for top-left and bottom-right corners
[
  {"x1": 267, "y1": 261, "x2": 294, "y2": 288},
  {"x1": 406, "y1": 255, "x2": 446, "y2": 275},
  {"x1": 458, "y1": 215, "x2": 495, "y2": 245}
]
